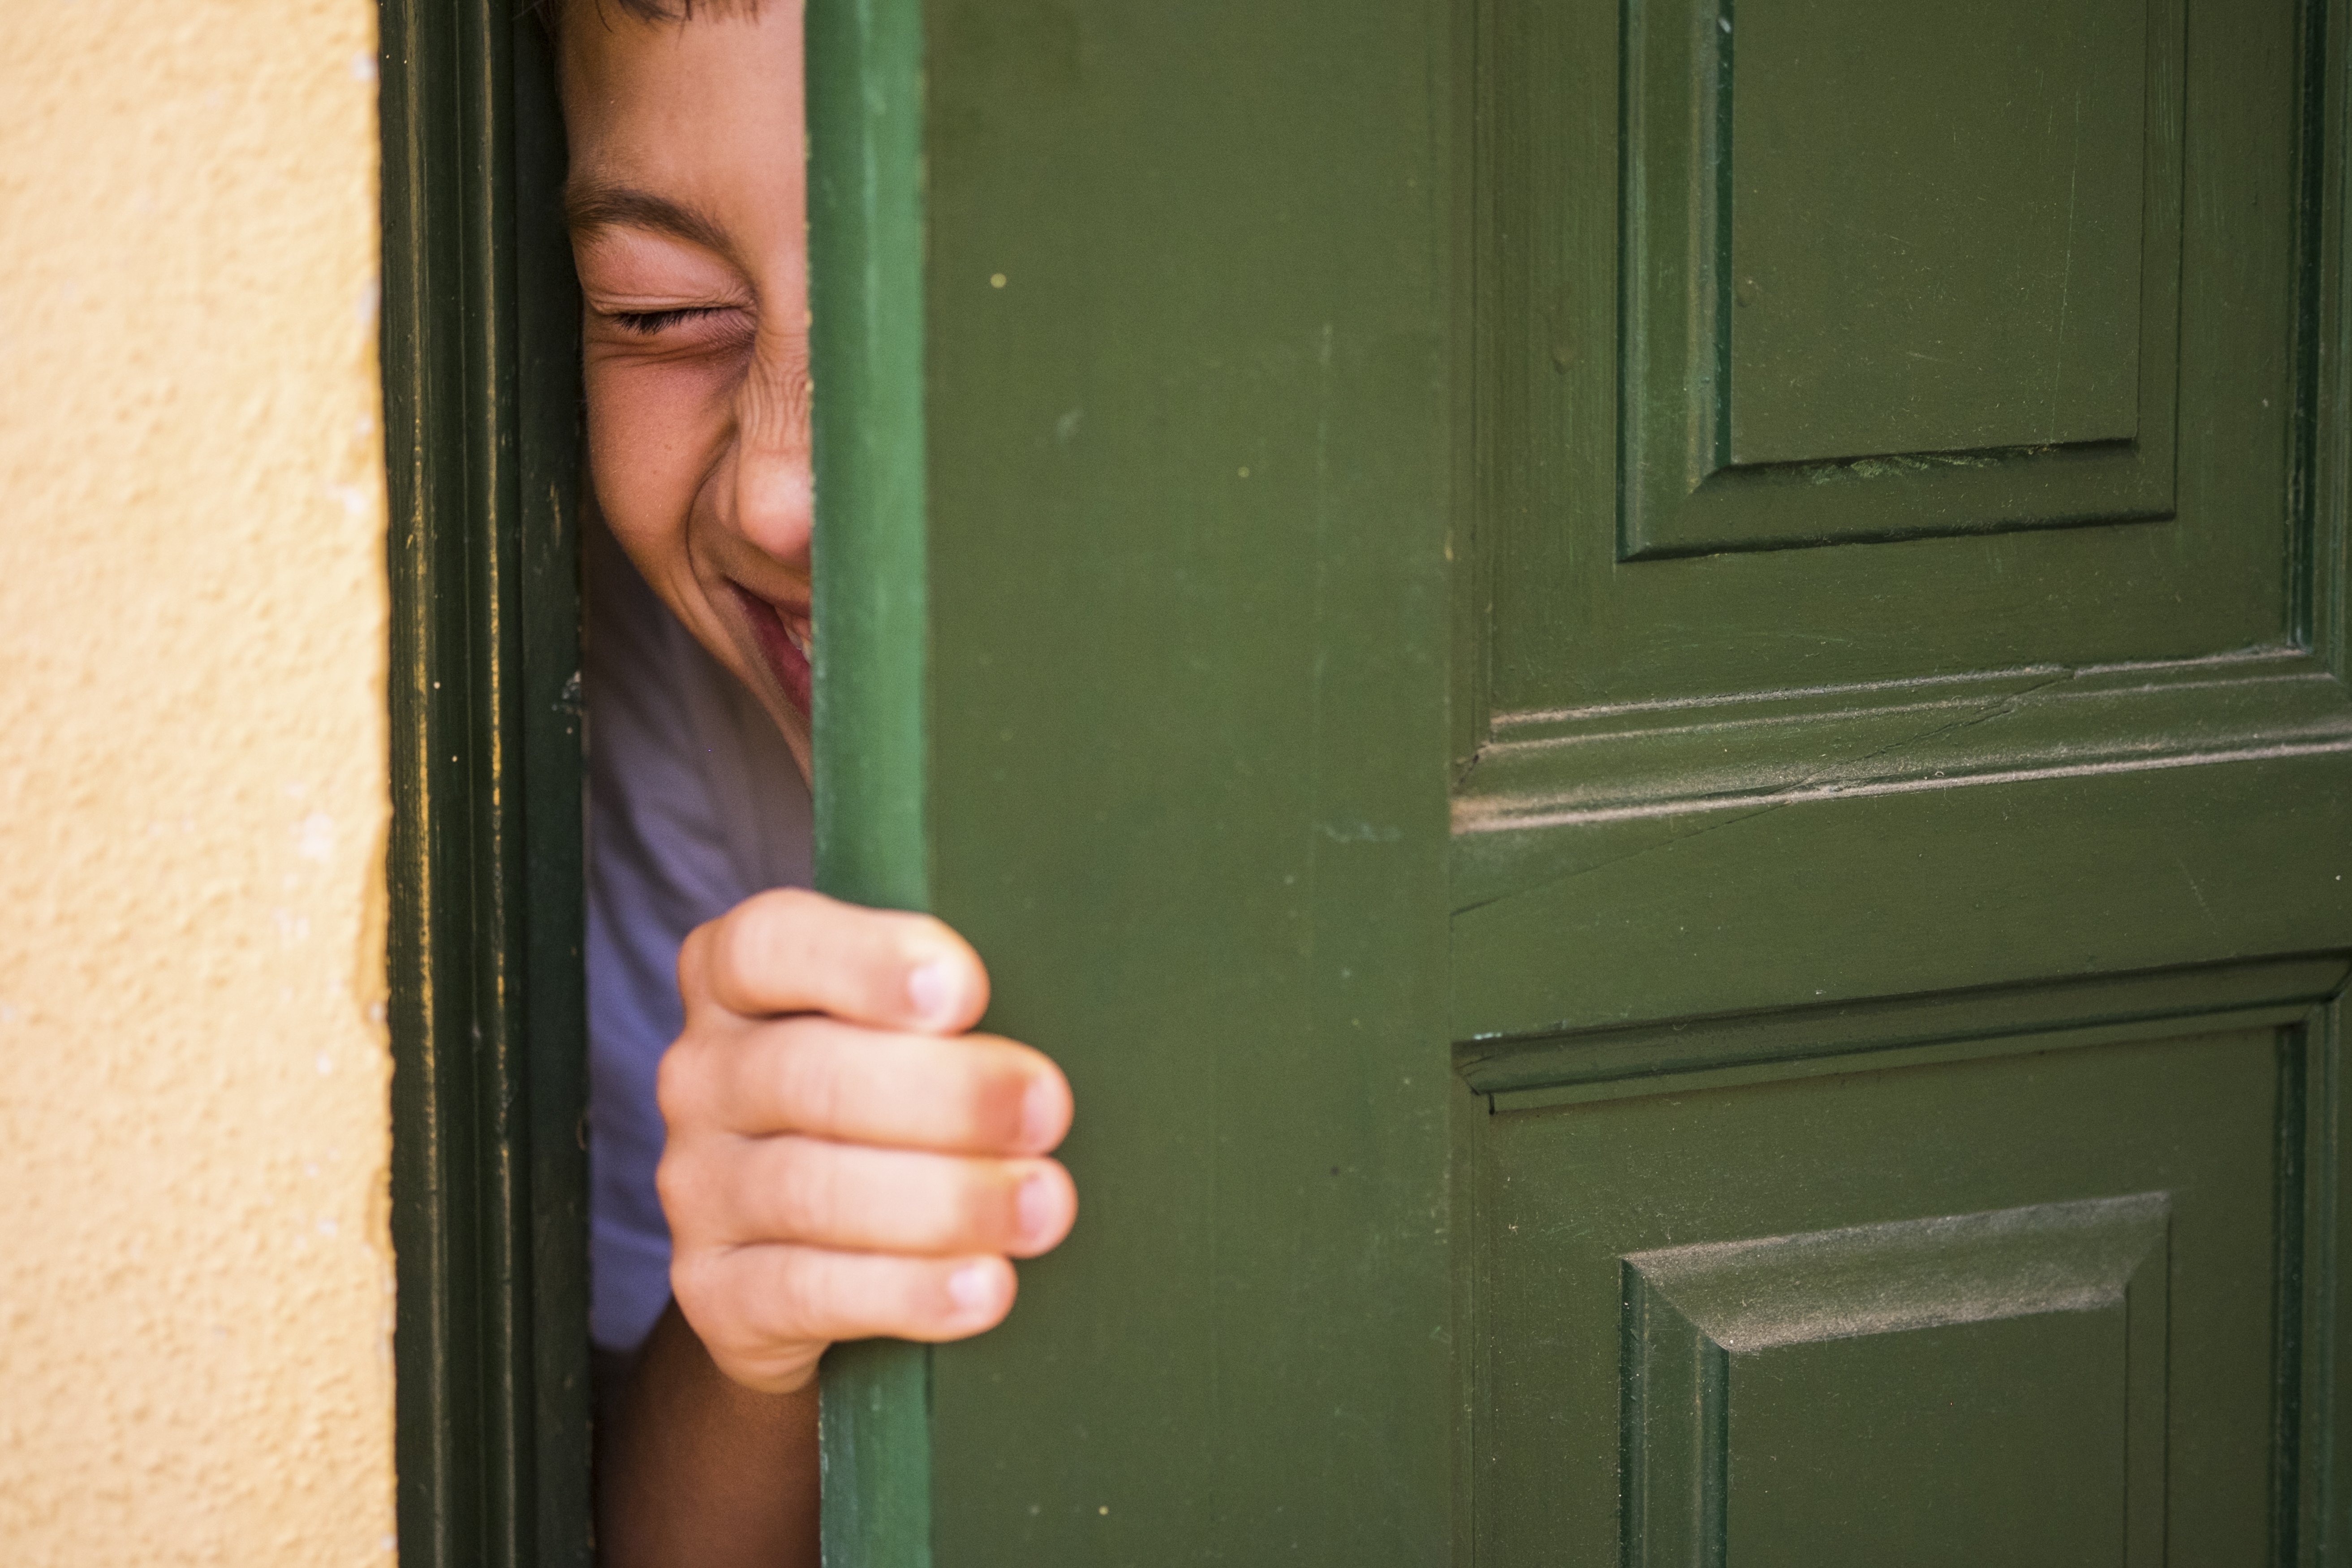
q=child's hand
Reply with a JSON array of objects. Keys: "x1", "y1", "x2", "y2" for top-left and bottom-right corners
[{"x1": 656, "y1": 888, "x2": 1076, "y2": 1395}]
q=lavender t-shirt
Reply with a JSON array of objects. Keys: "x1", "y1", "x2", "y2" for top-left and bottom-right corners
[{"x1": 584, "y1": 516, "x2": 810, "y2": 1353}]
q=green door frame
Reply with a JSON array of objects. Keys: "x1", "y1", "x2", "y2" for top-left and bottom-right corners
[
  {"x1": 804, "y1": 0, "x2": 934, "y2": 1559},
  {"x1": 379, "y1": 2, "x2": 592, "y2": 1564}
]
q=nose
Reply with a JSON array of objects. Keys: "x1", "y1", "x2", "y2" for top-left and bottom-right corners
[{"x1": 725, "y1": 336, "x2": 814, "y2": 566}]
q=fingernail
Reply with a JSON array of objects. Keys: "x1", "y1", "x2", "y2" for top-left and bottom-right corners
[
  {"x1": 1020, "y1": 1076, "x2": 1062, "y2": 1151},
  {"x1": 1017, "y1": 1173, "x2": 1058, "y2": 1245},
  {"x1": 947, "y1": 1261, "x2": 994, "y2": 1315},
  {"x1": 907, "y1": 958, "x2": 957, "y2": 1025}
]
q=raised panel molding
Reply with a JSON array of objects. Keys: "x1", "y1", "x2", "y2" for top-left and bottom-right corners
[
  {"x1": 1470, "y1": 1018, "x2": 2315, "y2": 1562},
  {"x1": 1620, "y1": 1195, "x2": 2171, "y2": 1566},
  {"x1": 1458, "y1": 951, "x2": 2348, "y2": 1103},
  {"x1": 1620, "y1": 0, "x2": 2185, "y2": 559},
  {"x1": 1454, "y1": 650, "x2": 2352, "y2": 834}
]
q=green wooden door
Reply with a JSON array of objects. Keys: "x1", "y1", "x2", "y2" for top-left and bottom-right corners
[{"x1": 810, "y1": 0, "x2": 2352, "y2": 1561}]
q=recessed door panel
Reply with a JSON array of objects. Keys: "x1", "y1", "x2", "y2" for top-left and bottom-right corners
[
  {"x1": 1478, "y1": 0, "x2": 2303, "y2": 721},
  {"x1": 1623, "y1": 0, "x2": 2179, "y2": 560},
  {"x1": 1722, "y1": 1315, "x2": 2138, "y2": 1568},
  {"x1": 1622, "y1": 1193, "x2": 2167, "y2": 1566},
  {"x1": 1472, "y1": 1027, "x2": 2288, "y2": 1565},
  {"x1": 1723, "y1": 0, "x2": 2155, "y2": 468}
]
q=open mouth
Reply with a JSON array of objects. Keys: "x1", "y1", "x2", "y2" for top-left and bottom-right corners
[{"x1": 730, "y1": 582, "x2": 811, "y2": 718}]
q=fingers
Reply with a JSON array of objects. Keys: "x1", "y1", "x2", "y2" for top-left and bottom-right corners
[
  {"x1": 659, "y1": 890, "x2": 1070, "y2": 1397},
  {"x1": 678, "y1": 1248, "x2": 1020, "y2": 1391},
  {"x1": 663, "y1": 1137, "x2": 1077, "y2": 1258},
  {"x1": 661, "y1": 1016, "x2": 1073, "y2": 1154},
  {"x1": 679, "y1": 887, "x2": 989, "y2": 1033}
]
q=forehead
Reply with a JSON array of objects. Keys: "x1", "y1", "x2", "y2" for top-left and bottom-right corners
[{"x1": 559, "y1": 0, "x2": 803, "y2": 211}]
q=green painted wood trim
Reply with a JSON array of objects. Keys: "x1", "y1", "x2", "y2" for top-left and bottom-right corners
[
  {"x1": 806, "y1": 0, "x2": 934, "y2": 1563},
  {"x1": 2305, "y1": 996, "x2": 2348, "y2": 1561},
  {"x1": 2310, "y1": 8, "x2": 2352, "y2": 1557},
  {"x1": 1463, "y1": 952, "x2": 2352, "y2": 1097},
  {"x1": 380, "y1": 1, "x2": 591, "y2": 1563},
  {"x1": 513, "y1": 16, "x2": 594, "y2": 1563},
  {"x1": 806, "y1": 2, "x2": 927, "y2": 912},
  {"x1": 2313, "y1": 0, "x2": 2352, "y2": 688},
  {"x1": 916, "y1": 1, "x2": 1456, "y2": 1555}
]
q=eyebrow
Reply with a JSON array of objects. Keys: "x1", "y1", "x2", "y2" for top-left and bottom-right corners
[{"x1": 564, "y1": 181, "x2": 732, "y2": 256}]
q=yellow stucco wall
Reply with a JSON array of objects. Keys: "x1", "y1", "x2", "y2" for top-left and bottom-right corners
[{"x1": 0, "y1": 3, "x2": 395, "y2": 1563}]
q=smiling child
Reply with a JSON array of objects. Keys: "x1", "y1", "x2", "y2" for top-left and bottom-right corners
[{"x1": 555, "y1": 3, "x2": 1078, "y2": 1564}]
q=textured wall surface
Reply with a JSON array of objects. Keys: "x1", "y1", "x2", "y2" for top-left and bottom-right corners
[{"x1": 0, "y1": 2, "x2": 395, "y2": 1563}]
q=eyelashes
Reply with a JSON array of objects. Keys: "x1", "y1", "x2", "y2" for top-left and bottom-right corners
[{"x1": 612, "y1": 306, "x2": 730, "y2": 336}]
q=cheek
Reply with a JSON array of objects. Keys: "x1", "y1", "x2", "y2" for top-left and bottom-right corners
[{"x1": 583, "y1": 356, "x2": 731, "y2": 573}]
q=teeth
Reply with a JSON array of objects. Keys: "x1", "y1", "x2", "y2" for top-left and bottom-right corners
[{"x1": 784, "y1": 622, "x2": 812, "y2": 658}]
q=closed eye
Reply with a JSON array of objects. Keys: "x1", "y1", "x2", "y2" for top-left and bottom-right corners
[{"x1": 612, "y1": 306, "x2": 729, "y2": 335}]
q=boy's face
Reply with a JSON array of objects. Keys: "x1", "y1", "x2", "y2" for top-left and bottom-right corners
[{"x1": 562, "y1": 1, "x2": 814, "y2": 773}]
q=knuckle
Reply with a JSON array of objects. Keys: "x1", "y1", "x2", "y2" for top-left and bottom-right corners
[
  {"x1": 675, "y1": 919, "x2": 719, "y2": 1004},
  {"x1": 719, "y1": 889, "x2": 822, "y2": 997},
  {"x1": 651, "y1": 1148, "x2": 708, "y2": 1228},
  {"x1": 652, "y1": 1037, "x2": 706, "y2": 1129},
  {"x1": 770, "y1": 886, "x2": 826, "y2": 918},
  {"x1": 668, "y1": 1250, "x2": 827, "y2": 1393},
  {"x1": 668, "y1": 1248, "x2": 728, "y2": 1329},
  {"x1": 768, "y1": 1025, "x2": 844, "y2": 1135},
  {"x1": 745, "y1": 1250, "x2": 829, "y2": 1342},
  {"x1": 775, "y1": 1141, "x2": 847, "y2": 1242},
  {"x1": 952, "y1": 1163, "x2": 1017, "y2": 1251},
  {"x1": 717, "y1": 903, "x2": 770, "y2": 992},
  {"x1": 743, "y1": 886, "x2": 819, "y2": 945}
]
